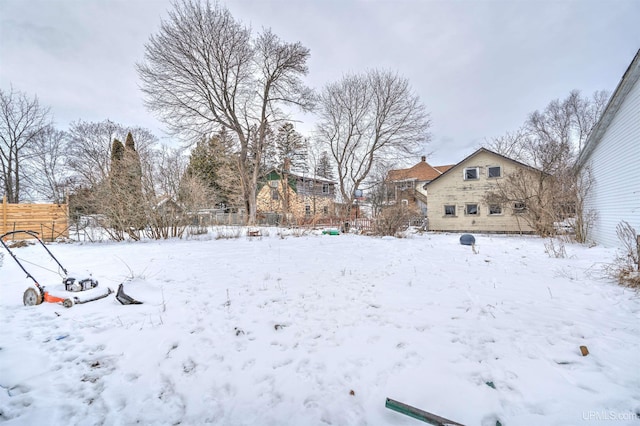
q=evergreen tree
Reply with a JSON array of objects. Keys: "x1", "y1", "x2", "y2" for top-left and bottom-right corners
[
  {"x1": 273, "y1": 123, "x2": 308, "y2": 173},
  {"x1": 316, "y1": 150, "x2": 334, "y2": 179},
  {"x1": 186, "y1": 129, "x2": 239, "y2": 209},
  {"x1": 123, "y1": 132, "x2": 145, "y2": 229},
  {"x1": 111, "y1": 139, "x2": 124, "y2": 162}
]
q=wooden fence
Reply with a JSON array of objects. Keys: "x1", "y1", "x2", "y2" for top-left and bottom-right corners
[{"x1": 1, "y1": 196, "x2": 69, "y2": 241}]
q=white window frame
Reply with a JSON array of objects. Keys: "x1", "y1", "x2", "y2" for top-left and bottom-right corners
[
  {"x1": 489, "y1": 204, "x2": 502, "y2": 215},
  {"x1": 488, "y1": 166, "x2": 502, "y2": 178},
  {"x1": 513, "y1": 201, "x2": 526, "y2": 213},
  {"x1": 463, "y1": 167, "x2": 479, "y2": 180},
  {"x1": 401, "y1": 199, "x2": 409, "y2": 206},
  {"x1": 465, "y1": 204, "x2": 479, "y2": 215}
]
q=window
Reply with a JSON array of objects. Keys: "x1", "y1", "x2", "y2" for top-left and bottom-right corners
[
  {"x1": 307, "y1": 181, "x2": 314, "y2": 189},
  {"x1": 271, "y1": 188, "x2": 279, "y2": 200},
  {"x1": 305, "y1": 205, "x2": 311, "y2": 216},
  {"x1": 322, "y1": 206, "x2": 329, "y2": 215},
  {"x1": 399, "y1": 180, "x2": 414, "y2": 190},
  {"x1": 465, "y1": 204, "x2": 479, "y2": 215},
  {"x1": 488, "y1": 166, "x2": 501, "y2": 178},
  {"x1": 401, "y1": 199, "x2": 409, "y2": 206},
  {"x1": 489, "y1": 204, "x2": 502, "y2": 215},
  {"x1": 322, "y1": 183, "x2": 329, "y2": 194},
  {"x1": 464, "y1": 167, "x2": 479, "y2": 180},
  {"x1": 513, "y1": 202, "x2": 526, "y2": 213},
  {"x1": 269, "y1": 180, "x2": 278, "y2": 188},
  {"x1": 444, "y1": 205, "x2": 456, "y2": 216}
]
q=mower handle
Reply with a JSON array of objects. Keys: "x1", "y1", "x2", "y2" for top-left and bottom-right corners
[{"x1": 0, "y1": 230, "x2": 68, "y2": 286}]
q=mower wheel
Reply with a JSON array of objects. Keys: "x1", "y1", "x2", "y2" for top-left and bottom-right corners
[
  {"x1": 23, "y1": 287, "x2": 43, "y2": 306},
  {"x1": 63, "y1": 298, "x2": 74, "y2": 308}
]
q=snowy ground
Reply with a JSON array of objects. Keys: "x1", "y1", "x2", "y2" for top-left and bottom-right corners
[{"x1": 1, "y1": 229, "x2": 639, "y2": 426}]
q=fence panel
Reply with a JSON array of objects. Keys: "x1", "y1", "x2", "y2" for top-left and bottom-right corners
[{"x1": 1, "y1": 196, "x2": 69, "y2": 241}]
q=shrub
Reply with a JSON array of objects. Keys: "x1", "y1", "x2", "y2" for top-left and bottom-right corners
[
  {"x1": 373, "y1": 205, "x2": 417, "y2": 237},
  {"x1": 605, "y1": 221, "x2": 640, "y2": 289}
]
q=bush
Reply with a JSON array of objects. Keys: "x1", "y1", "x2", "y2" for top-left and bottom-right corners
[
  {"x1": 373, "y1": 205, "x2": 418, "y2": 237},
  {"x1": 605, "y1": 221, "x2": 640, "y2": 289}
]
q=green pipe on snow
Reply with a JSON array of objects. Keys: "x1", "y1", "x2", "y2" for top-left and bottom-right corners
[{"x1": 385, "y1": 398, "x2": 465, "y2": 426}]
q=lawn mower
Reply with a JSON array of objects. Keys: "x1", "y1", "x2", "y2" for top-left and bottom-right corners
[{"x1": 1, "y1": 230, "x2": 141, "y2": 307}]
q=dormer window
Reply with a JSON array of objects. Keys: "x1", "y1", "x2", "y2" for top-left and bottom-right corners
[{"x1": 464, "y1": 167, "x2": 479, "y2": 180}]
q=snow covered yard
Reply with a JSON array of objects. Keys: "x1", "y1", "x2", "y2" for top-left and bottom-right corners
[{"x1": 1, "y1": 231, "x2": 639, "y2": 425}]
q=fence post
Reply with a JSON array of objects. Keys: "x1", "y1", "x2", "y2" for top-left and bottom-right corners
[{"x1": 2, "y1": 196, "x2": 5, "y2": 235}]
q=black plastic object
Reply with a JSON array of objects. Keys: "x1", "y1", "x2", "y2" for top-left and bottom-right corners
[{"x1": 116, "y1": 283, "x2": 142, "y2": 305}]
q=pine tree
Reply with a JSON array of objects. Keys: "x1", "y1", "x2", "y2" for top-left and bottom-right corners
[
  {"x1": 123, "y1": 132, "x2": 145, "y2": 229},
  {"x1": 186, "y1": 129, "x2": 239, "y2": 209},
  {"x1": 274, "y1": 123, "x2": 308, "y2": 173},
  {"x1": 316, "y1": 150, "x2": 334, "y2": 179}
]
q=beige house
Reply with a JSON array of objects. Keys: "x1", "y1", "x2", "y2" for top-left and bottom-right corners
[
  {"x1": 256, "y1": 169, "x2": 337, "y2": 224},
  {"x1": 425, "y1": 148, "x2": 537, "y2": 233},
  {"x1": 386, "y1": 156, "x2": 453, "y2": 215}
]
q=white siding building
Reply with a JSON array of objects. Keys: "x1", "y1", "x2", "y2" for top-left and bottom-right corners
[{"x1": 576, "y1": 50, "x2": 640, "y2": 247}]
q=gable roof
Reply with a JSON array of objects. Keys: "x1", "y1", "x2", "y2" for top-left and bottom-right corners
[
  {"x1": 424, "y1": 147, "x2": 540, "y2": 186},
  {"x1": 576, "y1": 49, "x2": 640, "y2": 168},
  {"x1": 264, "y1": 168, "x2": 336, "y2": 184},
  {"x1": 387, "y1": 157, "x2": 454, "y2": 182}
]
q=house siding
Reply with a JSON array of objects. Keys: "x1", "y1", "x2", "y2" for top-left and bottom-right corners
[
  {"x1": 426, "y1": 150, "x2": 535, "y2": 233},
  {"x1": 582, "y1": 74, "x2": 640, "y2": 247},
  {"x1": 256, "y1": 178, "x2": 336, "y2": 222}
]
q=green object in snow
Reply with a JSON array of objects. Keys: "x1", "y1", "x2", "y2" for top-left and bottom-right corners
[
  {"x1": 322, "y1": 229, "x2": 340, "y2": 235},
  {"x1": 385, "y1": 398, "x2": 465, "y2": 425}
]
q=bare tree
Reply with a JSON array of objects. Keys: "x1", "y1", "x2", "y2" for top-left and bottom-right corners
[
  {"x1": 137, "y1": 0, "x2": 313, "y2": 224},
  {"x1": 484, "y1": 90, "x2": 609, "y2": 239},
  {"x1": 23, "y1": 125, "x2": 70, "y2": 203},
  {"x1": 66, "y1": 119, "x2": 157, "y2": 189},
  {"x1": 315, "y1": 69, "x2": 430, "y2": 217},
  {"x1": 0, "y1": 87, "x2": 51, "y2": 202},
  {"x1": 483, "y1": 126, "x2": 530, "y2": 163}
]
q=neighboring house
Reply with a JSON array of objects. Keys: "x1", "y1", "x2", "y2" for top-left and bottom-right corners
[
  {"x1": 385, "y1": 156, "x2": 453, "y2": 215},
  {"x1": 425, "y1": 148, "x2": 538, "y2": 233},
  {"x1": 256, "y1": 169, "x2": 337, "y2": 223},
  {"x1": 576, "y1": 49, "x2": 640, "y2": 247}
]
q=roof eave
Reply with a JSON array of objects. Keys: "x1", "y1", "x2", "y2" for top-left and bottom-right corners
[{"x1": 576, "y1": 49, "x2": 640, "y2": 168}]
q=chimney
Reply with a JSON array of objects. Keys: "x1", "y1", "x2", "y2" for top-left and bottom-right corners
[{"x1": 421, "y1": 156, "x2": 426, "y2": 162}]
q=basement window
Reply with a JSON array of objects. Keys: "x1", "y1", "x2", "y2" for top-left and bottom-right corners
[
  {"x1": 464, "y1": 167, "x2": 479, "y2": 180},
  {"x1": 465, "y1": 204, "x2": 479, "y2": 215},
  {"x1": 444, "y1": 205, "x2": 456, "y2": 216},
  {"x1": 513, "y1": 202, "x2": 526, "y2": 213}
]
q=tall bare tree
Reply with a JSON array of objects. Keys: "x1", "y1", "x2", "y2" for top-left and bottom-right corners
[
  {"x1": 484, "y1": 90, "x2": 609, "y2": 239},
  {"x1": 137, "y1": 0, "x2": 313, "y2": 224},
  {"x1": 315, "y1": 69, "x2": 430, "y2": 217},
  {"x1": 0, "y1": 87, "x2": 51, "y2": 202},
  {"x1": 23, "y1": 124, "x2": 69, "y2": 203}
]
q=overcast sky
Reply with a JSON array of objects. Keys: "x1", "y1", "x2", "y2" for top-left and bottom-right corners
[{"x1": 1, "y1": 0, "x2": 639, "y2": 165}]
